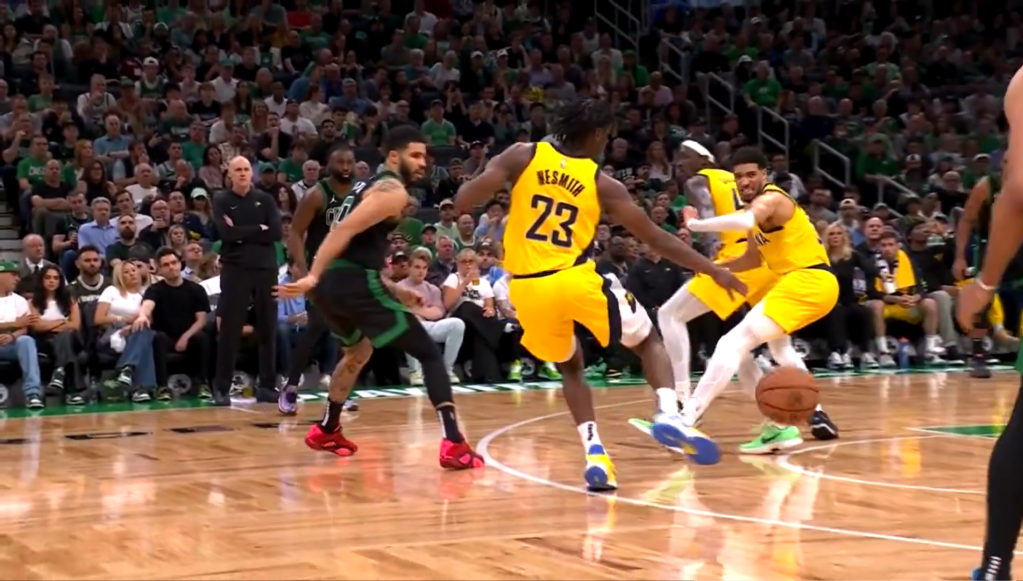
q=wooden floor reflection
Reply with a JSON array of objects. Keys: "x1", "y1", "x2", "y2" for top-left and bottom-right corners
[{"x1": 0, "y1": 371, "x2": 1014, "y2": 580}]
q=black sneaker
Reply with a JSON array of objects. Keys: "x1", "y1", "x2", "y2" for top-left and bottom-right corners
[
  {"x1": 156, "y1": 386, "x2": 173, "y2": 401},
  {"x1": 131, "y1": 390, "x2": 151, "y2": 403},
  {"x1": 211, "y1": 390, "x2": 232, "y2": 406},
  {"x1": 26, "y1": 395, "x2": 44, "y2": 409},
  {"x1": 117, "y1": 366, "x2": 134, "y2": 390},
  {"x1": 65, "y1": 392, "x2": 85, "y2": 406},
  {"x1": 197, "y1": 384, "x2": 212, "y2": 400},
  {"x1": 970, "y1": 357, "x2": 992, "y2": 379},
  {"x1": 342, "y1": 398, "x2": 359, "y2": 412},
  {"x1": 48, "y1": 368, "x2": 66, "y2": 391},
  {"x1": 809, "y1": 409, "x2": 838, "y2": 441}
]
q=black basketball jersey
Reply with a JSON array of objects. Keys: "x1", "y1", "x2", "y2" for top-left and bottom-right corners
[
  {"x1": 305, "y1": 178, "x2": 351, "y2": 262},
  {"x1": 329, "y1": 169, "x2": 403, "y2": 271}
]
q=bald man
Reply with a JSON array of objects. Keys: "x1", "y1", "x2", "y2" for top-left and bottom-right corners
[{"x1": 211, "y1": 156, "x2": 283, "y2": 406}]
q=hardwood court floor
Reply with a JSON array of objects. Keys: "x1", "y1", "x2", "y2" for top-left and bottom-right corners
[{"x1": 0, "y1": 371, "x2": 1015, "y2": 580}]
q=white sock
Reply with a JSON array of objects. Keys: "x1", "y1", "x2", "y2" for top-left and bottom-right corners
[
  {"x1": 655, "y1": 387, "x2": 678, "y2": 415},
  {"x1": 658, "y1": 310, "x2": 692, "y2": 398},
  {"x1": 875, "y1": 337, "x2": 888, "y2": 354},
  {"x1": 815, "y1": 403, "x2": 823, "y2": 412},
  {"x1": 578, "y1": 421, "x2": 602, "y2": 451}
]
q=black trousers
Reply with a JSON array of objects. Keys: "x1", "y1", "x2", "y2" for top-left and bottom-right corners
[
  {"x1": 214, "y1": 264, "x2": 277, "y2": 394},
  {"x1": 821, "y1": 302, "x2": 872, "y2": 352},
  {"x1": 153, "y1": 329, "x2": 212, "y2": 387}
]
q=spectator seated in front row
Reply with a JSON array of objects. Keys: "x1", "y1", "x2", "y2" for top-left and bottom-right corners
[
  {"x1": 867, "y1": 230, "x2": 945, "y2": 367},
  {"x1": 28, "y1": 264, "x2": 84, "y2": 403},
  {"x1": 93, "y1": 261, "x2": 157, "y2": 402},
  {"x1": 0, "y1": 261, "x2": 44, "y2": 408}
]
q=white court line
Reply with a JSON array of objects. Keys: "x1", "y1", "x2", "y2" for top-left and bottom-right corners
[
  {"x1": 477, "y1": 401, "x2": 1012, "y2": 554},
  {"x1": 774, "y1": 435, "x2": 985, "y2": 495}
]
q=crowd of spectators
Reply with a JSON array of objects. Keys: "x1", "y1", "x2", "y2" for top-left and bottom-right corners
[{"x1": 0, "y1": 0, "x2": 1020, "y2": 408}]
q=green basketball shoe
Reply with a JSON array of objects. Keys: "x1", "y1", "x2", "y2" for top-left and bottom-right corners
[{"x1": 738, "y1": 424, "x2": 803, "y2": 455}]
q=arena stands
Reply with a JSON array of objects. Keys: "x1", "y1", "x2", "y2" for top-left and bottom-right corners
[{"x1": 0, "y1": 0, "x2": 1018, "y2": 409}]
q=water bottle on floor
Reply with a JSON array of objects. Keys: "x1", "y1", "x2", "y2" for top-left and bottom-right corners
[{"x1": 897, "y1": 337, "x2": 911, "y2": 369}]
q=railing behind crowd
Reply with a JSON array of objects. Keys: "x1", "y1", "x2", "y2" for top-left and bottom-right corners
[
  {"x1": 757, "y1": 106, "x2": 790, "y2": 164},
  {"x1": 594, "y1": 0, "x2": 643, "y2": 57},
  {"x1": 701, "y1": 72, "x2": 736, "y2": 126},
  {"x1": 658, "y1": 38, "x2": 690, "y2": 84},
  {"x1": 875, "y1": 176, "x2": 920, "y2": 207},
  {"x1": 812, "y1": 139, "x2": 852, "y2": 190}
]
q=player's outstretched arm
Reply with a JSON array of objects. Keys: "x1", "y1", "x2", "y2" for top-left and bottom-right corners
[
  {"x1": 454, "y1": 143, "x2": 533, "y2": 213},
  {"x1": 598, "y1": 173, "x2": 745, "y2": 295},
  {"x1": 307, "y1": 178, "x2": 408, "y2": 281},
  {"x1": 287, "y1": 184, "x2": 325, "y2": 277},
  {"x1": 685, "y1": 191, "x2": 785, "y2": 233}
]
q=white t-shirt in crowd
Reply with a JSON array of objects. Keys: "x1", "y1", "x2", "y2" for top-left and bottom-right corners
[
  {"x1": 40, "y1": 299, "x2": 66, "y2": 321},
  {"x1": 442, "y1": 273, "x2": 493, "y2": 310},
  {"x1": 0, "y1": 293, "x2": 30, "y2": 325},
  {"x1": 97, "y1": 286, "x2": 144, "y2": 320}
]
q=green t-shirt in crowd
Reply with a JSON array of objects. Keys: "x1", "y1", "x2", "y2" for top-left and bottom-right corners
[
  {"x1": 182, "y1": 141, "x2": 206, "y2": 170},
  {"x1": 17, "y1": 156, "x2": 48, "y2": 186},
  {"x1": 421, "y1": 119, "x2": 456, "y2": 146},
  {"x1": 743, "y1": 77, "x2": 783, "y2": 108},
  {"x1": 278, "y1": 159, "x2": 304, "y2": 183}
]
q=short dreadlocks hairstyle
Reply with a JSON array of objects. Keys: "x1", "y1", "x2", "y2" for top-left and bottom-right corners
[{"x1": 550, "y1": 98, "x2": 617, "y2": 149}]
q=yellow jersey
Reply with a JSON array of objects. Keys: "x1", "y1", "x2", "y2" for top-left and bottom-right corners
[
  {"x1": 698, "y1": 168, "x2": 747, "y2": 259},
  {"x1": 505, "y1": 142, "x2": 601, "y2": 276},
  {"x1": 751, "y1": 184, "x2": 830, "y2": 274}
]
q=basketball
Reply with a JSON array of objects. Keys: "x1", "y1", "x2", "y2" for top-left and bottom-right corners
[{"x1": 755, "y1": 367, "x2": 819, "y2": 425}]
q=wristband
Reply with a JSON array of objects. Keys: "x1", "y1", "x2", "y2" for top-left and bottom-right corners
[{"x1": 976, "y1": 278, "x2": 997, "y2": 292}]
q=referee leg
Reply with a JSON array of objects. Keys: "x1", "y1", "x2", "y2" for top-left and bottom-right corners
[
  {"x1": 252, "y1": 268, "x2": 279, "y2": 391},
  {"x1": 213, "y1": 265, "x2": 253, "y2": 400}
]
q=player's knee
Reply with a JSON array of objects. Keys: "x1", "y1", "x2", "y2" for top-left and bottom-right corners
[{"x1": 342, "y1": 339, "x2": 373, "y2": 367}]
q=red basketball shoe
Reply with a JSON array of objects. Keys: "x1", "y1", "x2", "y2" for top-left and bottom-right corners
[
  {"x1": 439, "y1": 436, "x2": 485, "y2": 469},
  {"x1": 305, "y1": 424, "x2": 358, "y2": 456}
]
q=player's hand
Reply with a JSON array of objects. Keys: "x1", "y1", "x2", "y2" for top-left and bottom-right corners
[
  {"x1": 709, "y1": 266, "x2": 747, "y2": 298},
  {"x1": 957, "y1": 281, "x2": 995, "y2": 331},
  {"x1": 277, "y1": 275, "x2": 318, "y2": 298},
  {"x1": 952, "y1": 258, "x2": 969, "y2": 281},
  {"x1": 395, "y1": 286, "x2": 423, "y2": 307},
  {"x1": 681, "y1": 206, "x2": 698, "y2": 227}
]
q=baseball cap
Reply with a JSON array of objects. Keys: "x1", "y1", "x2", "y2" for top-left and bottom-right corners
[
  {"x1": 144, "y1": 57, "x2": 159, "y2": 66},
  {"x1": 191, "y1": 187, "x2": 209, "y2": 199},
  {"x1": 439, "y1": 199, "x2": 455, "y2": 208},
  {"x1": 839, "y1": 198, "x2": 858, "y2": 209},
  {"x1": 261, "y1": 164, "x2": 276, "y2": 174},
  {"x1": 0, "y1": 260, "x2": 16, "y2": 274},
  {"x1": 281, "y1": 212, "x2": 294, "y2": 222},
  {"x1": 471, "y1": 51, "x2": 484, "y2": 59},
  {"x1": 422, "y1": 223, "x2": 437, "y2": 233},
  {"x1": 391, "y1": 251, "x2": 409, "y2": 262}
]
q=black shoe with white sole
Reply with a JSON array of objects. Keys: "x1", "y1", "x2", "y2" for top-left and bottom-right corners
[{"x1": 809, "y1": 409, "x2": 838, "y2": 441}]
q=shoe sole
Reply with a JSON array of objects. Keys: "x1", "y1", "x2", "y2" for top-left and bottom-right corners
[
  {"x1": 739, "y1": 437, "x2": 803, "y2": 455},
  {"x1": 629, "y1": 419, "x2": 684, "y2": 454},
  {"x1": 305, "y1": 438, "x2": 357, "y2": 456},
  {"x1": 651, "y1": 422, "x2": 721, "y2": 465},
  {"x1": 584, "y1": 464, "x2": 617, "y2": 491}
]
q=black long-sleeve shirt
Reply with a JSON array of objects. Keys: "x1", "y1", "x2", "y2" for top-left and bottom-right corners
[
  {"x1": 626, "y1": 256, "x2": 687, "y2": 309},
  {"x1": 831, "y1": 252, "x2": 881, "y2": 306},
  {"x1": 213, "y1": 187, "x2": 282, "y2": 270}
]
